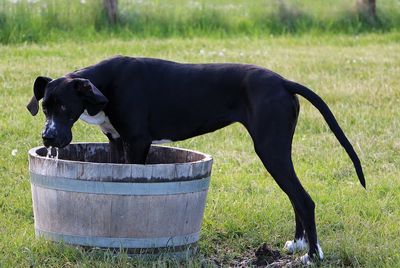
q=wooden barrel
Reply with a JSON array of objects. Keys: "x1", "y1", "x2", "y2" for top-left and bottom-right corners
[{"x1": 28, "y1": 143, "x2": 213, "y2": 256}]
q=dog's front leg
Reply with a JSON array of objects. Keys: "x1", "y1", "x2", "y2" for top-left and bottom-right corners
[
  {"x1": 122, "y1": 140, "x2": 151, "y2": 164},
  {"x1": 106, "y1": 134, "x2": 125, "y2": 163}
]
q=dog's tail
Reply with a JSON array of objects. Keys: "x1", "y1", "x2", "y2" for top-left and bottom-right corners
[{"x1": 284, "y1": 79, "x2": 366, "y2": 189}]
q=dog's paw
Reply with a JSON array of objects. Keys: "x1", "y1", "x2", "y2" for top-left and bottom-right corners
[
  {"x1": 284, "y1": 237, "x2": 308, "y2": 253},
  {"x1": 299, "y1": 244, "x2": 324, "y2": 265},
  {"x1": 316, "y1": 243, "x2": 324, "y2": 260},
  {"x1": 300, "y1": 253, "x2": 312, "y2": 265}
]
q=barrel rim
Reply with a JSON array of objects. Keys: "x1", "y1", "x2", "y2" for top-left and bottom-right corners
[{"x1": 28, "y1": 142, "x2": 213, "y2": 168}]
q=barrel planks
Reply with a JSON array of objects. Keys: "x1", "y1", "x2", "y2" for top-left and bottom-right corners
[{"x1": 28, "y1": 143, "x2": 213, "y2": 252}]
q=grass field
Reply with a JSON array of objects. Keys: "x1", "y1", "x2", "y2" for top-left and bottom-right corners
[
  {"x1": 1, "y1": 0, "x2": 400, "y2": 43},
  {"x1": 0, "y1": 33, "x2": 399, "y2": 267}
]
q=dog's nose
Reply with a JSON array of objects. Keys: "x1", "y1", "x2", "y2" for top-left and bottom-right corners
[{"x1": 42, "y1": 132, "x2": 55, "y2": 144}]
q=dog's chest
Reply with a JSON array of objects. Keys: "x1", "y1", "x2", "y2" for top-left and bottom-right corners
[
  {"x1": 79, "y1": 110, "x2": 120, "y2": 139},
  {"x1": 79, "y1": 110, "x2": 173, "y2": 144}
]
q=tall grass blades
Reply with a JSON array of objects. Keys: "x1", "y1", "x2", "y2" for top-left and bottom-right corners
[
  {"x1": 0, "y1": 0, "x2": 105, "y2": 43},
  {"x1": 1, "y1": 0, "x2": 400, "y2": 43}
]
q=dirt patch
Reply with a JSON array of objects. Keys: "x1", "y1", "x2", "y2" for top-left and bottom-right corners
[
  {"x1": 217, "y1": 243, "x2": 302, "y2": 268},
  {"x1": 254, "y1": 243, "x2": 282, "y2": 265}
]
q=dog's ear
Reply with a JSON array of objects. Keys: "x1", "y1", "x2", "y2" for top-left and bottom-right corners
[
  {"x1": 27, "y1": 76, "x2": 52, "y2": 116},
  {"x1": 74, "y1": 78, "x2": 108, "y2": 116}
]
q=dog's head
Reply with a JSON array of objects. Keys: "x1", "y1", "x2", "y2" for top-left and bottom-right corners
[{"x1": 27, "y1": 76, "x2": 108, "y2": 148}]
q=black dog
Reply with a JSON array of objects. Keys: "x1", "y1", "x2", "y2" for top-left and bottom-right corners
[{"x1": 27, "y1": 56, "x2": 365, "y2": 264}]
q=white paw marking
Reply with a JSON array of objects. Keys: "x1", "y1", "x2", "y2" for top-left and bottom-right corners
[
  {"x1": 299, "y1": 243, "x2": 324, "y2": 265},
  {"x1": 317, "y1": 243, "x2": 324, "y2": 260},
  {"x1": 80, "y1": 110, "x2": 120, "y2": 139},
  {"x1": 284, "y1": 237, "x2": 308, "y2": 253},
  {"x1": 300, "y1": 253, "x2": 312, "y2": 265}
]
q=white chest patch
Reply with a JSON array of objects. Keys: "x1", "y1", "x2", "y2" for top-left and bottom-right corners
[
  {"x1": 79, "y1": 110, "x2": 105, "y2": 125},
  {"x1": 79, "y1": 110, "x2": 120, "y2": 139}
]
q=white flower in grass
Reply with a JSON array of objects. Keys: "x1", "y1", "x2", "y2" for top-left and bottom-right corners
[
  {"x1": 80, "y1": 0, "x2": 86, "y2": 4},
  {"x1": 11, "y1": 149, "x2": 18, "y2": 156},
  {"x1": 218, "y1": 49, "x2": 226, "y2": 57},
  {"x1": 199, "y1": 49, "x2": 205, "y2": 55}
]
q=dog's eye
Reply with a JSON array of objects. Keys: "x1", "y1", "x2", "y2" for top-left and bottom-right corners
[{"x1": 60, "y1": 105, "x2": 67, "y2": 112}]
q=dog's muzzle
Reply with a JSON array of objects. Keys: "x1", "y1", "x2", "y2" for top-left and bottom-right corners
[{"x1": 42, "y1": 120, "x2": 72, "y2": 148}]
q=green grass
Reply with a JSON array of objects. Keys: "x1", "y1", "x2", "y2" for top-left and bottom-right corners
[
  {"x1": 0, "y1": 33, "x2": 400, "y2": 267},
  {"x1": 1, "y1": 0, "x2": 400, "y2": 44}
]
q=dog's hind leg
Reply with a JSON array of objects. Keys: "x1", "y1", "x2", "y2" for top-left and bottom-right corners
[
  {"x1": 247, "y1": 95, "x2": 323, "y2": 264},
  {"x1": 284, "y1": 206, "x2": 308, "y2": 254}
]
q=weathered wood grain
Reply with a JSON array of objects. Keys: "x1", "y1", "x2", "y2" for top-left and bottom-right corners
[{"x1": 28, "y1": 143, "x2": 213, "y2": 251}]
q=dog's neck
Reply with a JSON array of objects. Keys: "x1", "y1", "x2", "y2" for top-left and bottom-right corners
[{"x1": 68, "y1": 58, "x2": 114, "y2": 98}]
